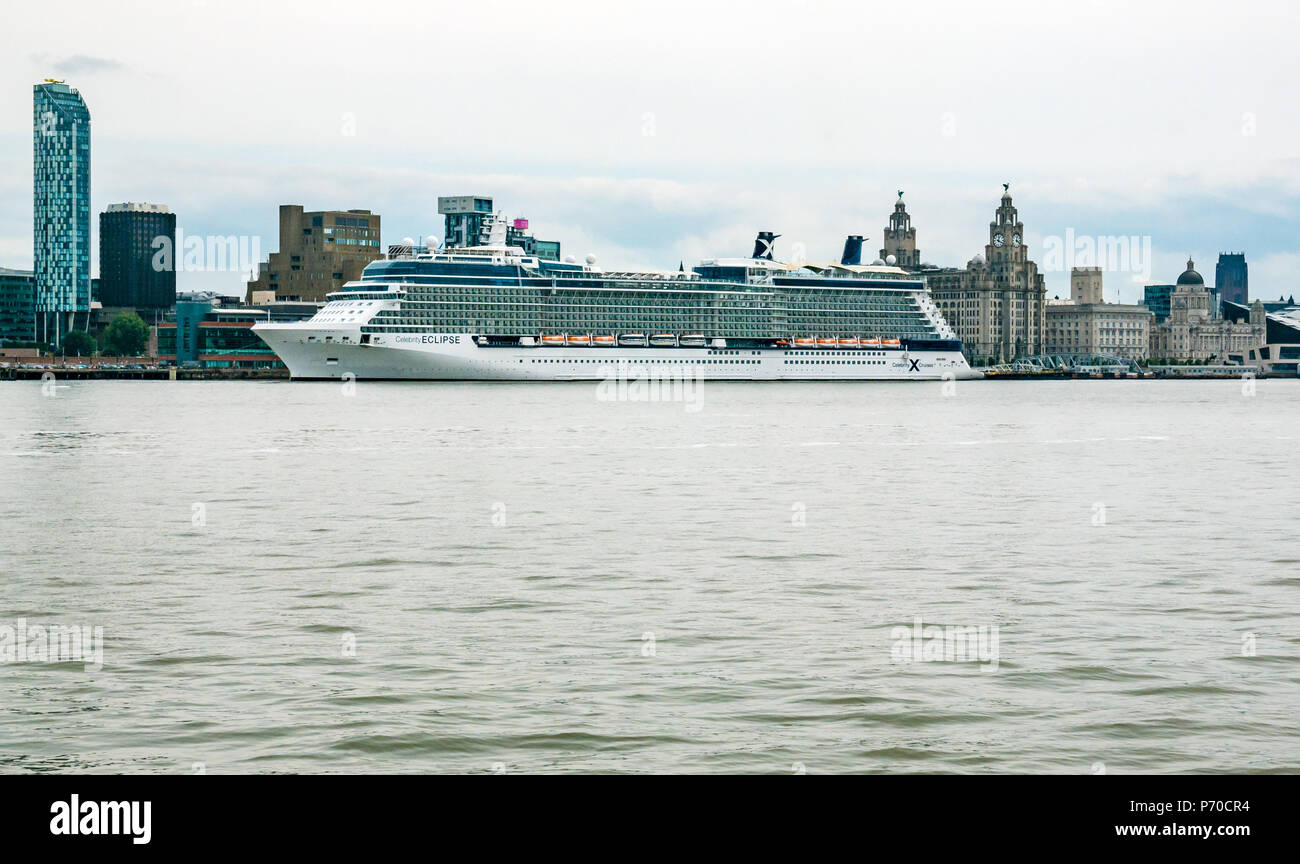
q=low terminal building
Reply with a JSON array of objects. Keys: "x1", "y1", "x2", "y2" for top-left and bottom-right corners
[
  {"x1": 156, "y1": 292, "x2": 318, "y2": 368},
  {"x1": 1224, "y1": 299, "x2": 1300, "y2": 376}
]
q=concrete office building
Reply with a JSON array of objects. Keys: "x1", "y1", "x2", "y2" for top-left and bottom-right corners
[{"x1": 245, "y1": 205, "x2": 383, "y2": 303}]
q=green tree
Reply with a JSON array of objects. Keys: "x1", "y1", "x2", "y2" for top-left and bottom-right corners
[
  {"x1": 60, "y1": 330, "x2": 97, "y2": 357},
  {"x1": 102, "y1": 312, "x2": 150, "y2": 356}
]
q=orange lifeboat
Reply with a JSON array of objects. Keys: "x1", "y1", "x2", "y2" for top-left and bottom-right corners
[
  {"x1": 593, "y1": 335, "x2": 616, "y2": 347},
  {"x1": 882, "y1": 338, "x2": 902, "y2": 347},
  {"x1": 837, "y1": 338, "x2": 860, "y2": 348},
  {"x1": 540, "y1": 334, "x2": 565, "y2": 347},
  {"x1": 568, "y1": 334, "x2": 592, "y2": 347},
  {"x1": 816, "y1": 338, "x2": 838, "y2": 349},
  {"x1": 792, "y1": 338, "x2": 815, "y2": 349},
  {"x1": 862, "y1": 338, "x2": 881, "y2": 347}
]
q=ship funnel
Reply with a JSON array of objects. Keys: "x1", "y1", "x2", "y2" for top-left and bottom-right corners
[
  {"x1": 752, "y1": 231, "x2": 779, "y2": 260},
  {"x1": 841, "y1": 235, "x2": 864, "y2": 266}
]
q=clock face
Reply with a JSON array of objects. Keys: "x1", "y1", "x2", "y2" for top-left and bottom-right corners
[
  {"x1": 993, "y1": 233, "x2": 1004, "y2": 248},
  {"x1": 1012, "y1": 233, "x2": 1022, "y2": 247}
]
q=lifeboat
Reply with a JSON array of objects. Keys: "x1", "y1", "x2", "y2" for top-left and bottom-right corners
[
  {"x1": 816, "y1": 338, "x2": 838, "y2": 349},
  {"x1": 593, "y1": 335, "x2": 616, "y2": 347},
  {"x1": 837, "y1": 338, "x2": 860, "y2": 348},
  {"x1": 862, "y1": 338, "x2": 881, "y2": 347},
  {"x1": 774, "y1": 339, "x2": 790, "y2": 347},
  {"x1": 882, "y1": 338, "x2": 902, "y2": 347},
  {"x1": 792, "y1": 338, "x2": 815, "y2": 349},
  {"x1": 540, "y1": 334, "x2": 566, "y2": 347},
  {"x1": 618, "y1": 333, "x2": 648, "y2": 347},
  {"x1": 649, "y1": 333, "x2": 678, "y2": 347},
  {"x1": 679, "y1": 334, "x2": 707, "y2": 347},
  {"x1": 568, "y1": 334, "x2": 592, "y2": 347}
]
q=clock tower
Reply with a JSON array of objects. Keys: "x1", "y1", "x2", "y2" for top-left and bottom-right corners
[
  {"x1": 880, "y1": 191, "x2": 919, "y2": 269},
  {"x1": 987, "y1": 185, "x2": 1026, "y2": 267},
  {"x1": 927, "y1": 184, "x2": 1047, "y2": 364},
  {"x1": 978, "y1": 185, "x2": 1044, "y2": 361}
]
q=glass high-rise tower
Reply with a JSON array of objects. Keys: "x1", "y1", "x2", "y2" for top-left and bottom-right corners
[{"x1": 33, "y1": 81, "x2": 91, "y2": 346}]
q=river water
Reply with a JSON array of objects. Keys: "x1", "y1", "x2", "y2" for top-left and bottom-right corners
[{"x1": 1, "y1": 378, "x2": 1297, "y2": 773}]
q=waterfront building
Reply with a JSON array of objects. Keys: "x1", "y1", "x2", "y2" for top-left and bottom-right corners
[
  {"x1": 245, "y1": 205, "x2": 383, "y2": 303},
  {"x1": 1143, "y1": 284, "x2": 1175, "y2": 322},
  {"x1": 1149, "y1": 259, "x2": 1263, "y2": 362},
  {"x1": 1069, "y1": 266, "x2": 1103, "y2": 304},
  {"x1": 439, "y1": 195, "x2": 561, "y2": 260},
  {"x1": 1215, "y1": 253, "x2": 1248, "y2": 306},
  {"x1": 438, "y1": 195, "x2": 495, "y2": 248},
  {"x1": 0, "y1": 267, "x2": 36, "y2": 344},
  {"x1": 1044, "y1": 267, "x2": 1152, "y2": 360},
  {"x1": 99, "y1": 203, "x2": 176, "y2": 312},
  {"x1": 33, "y1": 81, "x2": 91, "y2": 346},
  {"x1": 505, "y1": 218, "x2": 561, "y2": 262},
  {"x1": 1224, "y1": 299, "x2": 1300, "y2": 375},
  {"x1": 925, "y1": 187, "x2": 1047, "y2": 364},
  {"x1": 157, "y1": 292, "x2": 319, "y2": 368}
]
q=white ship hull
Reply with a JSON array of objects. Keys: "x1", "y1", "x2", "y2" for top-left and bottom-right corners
[{"x1": 253, "y1": 324, "x2": 980, "y2": 381}]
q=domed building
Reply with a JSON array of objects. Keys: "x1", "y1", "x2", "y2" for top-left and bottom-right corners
[
  {"x1": 1176, "y1": 258, "x2": 1204, "y2": 286},
  {"x1": 1149, "y1": 258, "x2": 1264, "y2": 362}
]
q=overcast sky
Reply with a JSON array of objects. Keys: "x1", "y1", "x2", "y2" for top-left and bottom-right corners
[{"x1": 3, "y1": 0, "x2": 1298, "y2": 299}]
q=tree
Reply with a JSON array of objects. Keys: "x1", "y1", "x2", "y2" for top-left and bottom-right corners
[
  {"x1": 60, "y1": 330, "x2": 96, "y2": 357},
  {"x1": 102, "y1": 312, "x2": 150, "y2": 356}
]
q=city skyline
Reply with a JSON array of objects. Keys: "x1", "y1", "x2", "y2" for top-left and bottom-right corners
[
  {"x1": 3, "y1": 0, "x2": 1300, "y2": 801},
  {"x1": 2, "y1": 0, "x2": 1298, "y2": 300}
]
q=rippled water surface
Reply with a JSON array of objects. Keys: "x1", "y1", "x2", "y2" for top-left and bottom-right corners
[{"x1": 1, "y1": 378, "x2": 1297, "y2": 773}]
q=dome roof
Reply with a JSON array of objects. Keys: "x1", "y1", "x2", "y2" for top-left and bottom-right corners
[{"x1": 1176, "y1": 258, "x2": 1204, "y2": 286}]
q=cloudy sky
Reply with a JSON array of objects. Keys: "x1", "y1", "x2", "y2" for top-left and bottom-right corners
[{"x1": 3, "y1": 0, "x2": 1298, "y2": 299}]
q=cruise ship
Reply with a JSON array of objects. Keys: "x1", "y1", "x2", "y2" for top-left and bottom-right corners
[{"x1": 252, "y1": 220, "x2": 978, "y2": 381}]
